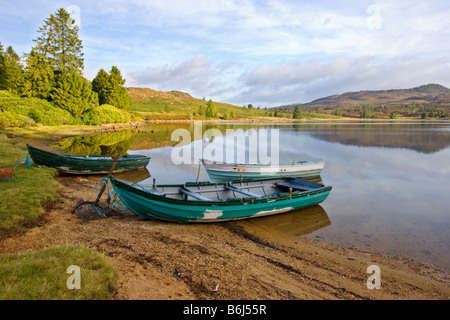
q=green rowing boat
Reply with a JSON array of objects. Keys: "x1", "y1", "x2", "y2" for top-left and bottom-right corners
[
  {"x1": 27, "y1": 144, "x2": 150, "y2": 174},
  {"x1": 110, "y1": 176, "x2": 332, "y2": 223}
]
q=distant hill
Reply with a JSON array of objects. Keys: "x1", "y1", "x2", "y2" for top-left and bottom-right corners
[
  {"x1": 127, "y1": 87, "x2": 267, "y2": 120},
  {"x1": 278, "y1": 84, "x2": 450, "y2": 109},
  {"x1": 126, "y1": 84, "x2": 449, "y2": 121}
]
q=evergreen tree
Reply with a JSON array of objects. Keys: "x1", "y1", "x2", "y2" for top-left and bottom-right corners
[
  {"x1": 23, "y1": 8, "x2": 85, "y2": 100},
  {"x1": 0, "y1": 44, "x2": 25, "y2": 92},
  {"x1": 107, "y1": 66, "x2": 129, "y2": 109},
  {"x1": 205, "y1": 99, "x2": 217, "y2": 118},
  {"x1": 50, "y1": 71, "x2": 98, "y2": 116},
  {"x1": 32, "y1": 8, "x2": 84, "y2": 73},
  {"x1": 92, "y1": 68, "x2": 110, "y2": 105},
  {"x1": 21, "y1": 49, "x2": 54, "y2": 99},
  {"x1": 198, "y1": 105, "x2": 205, "y2": 116},
  {"x1": 0, "y1": 43, "x2": 7, "y2": 89},
  {"x1": 92, "y1": 66, "x2": 130, "y2": 109},
  {"x1": 293, "y1": 105, "x2": 302, "y2": 119}
]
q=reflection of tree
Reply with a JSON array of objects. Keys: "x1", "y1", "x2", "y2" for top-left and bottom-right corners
[
  {"x1": 65, "y1": 122, "x2": 450, "y2": 155},
  {"x1": 56, "y1": 131, "x2": 135, "y2": 155},
  {"x1": 203, "y1": 123, "x2": 450, "y2": 154}
]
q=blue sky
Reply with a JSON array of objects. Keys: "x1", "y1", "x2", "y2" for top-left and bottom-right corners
[{"x1": 1, "y1": 0, "x2": 450, "y2": 107}]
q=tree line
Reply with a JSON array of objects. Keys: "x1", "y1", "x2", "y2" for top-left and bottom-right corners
[{"x1": 0, "y1": 8, "x2": 130, "y2": 126}]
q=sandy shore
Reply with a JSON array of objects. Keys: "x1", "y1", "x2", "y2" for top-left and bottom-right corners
[{"x1": 1, "y1": 174, "x2": 449, "y2": 300}]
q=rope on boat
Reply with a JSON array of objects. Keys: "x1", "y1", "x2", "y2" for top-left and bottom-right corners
[
  {"x1": 92, "y1": 178, "x2": 126, "y2": 216},
  {"x1": 130, "y1": 181, "x2": 148, "y2": 191}
]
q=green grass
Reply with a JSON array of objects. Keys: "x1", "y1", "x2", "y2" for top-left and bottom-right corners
[
  {"x1": 0, "y1": 134, "x2": 118, "y2": 300},
  {"x1": 0, "y1": 245, "x2": 117, "y2": 300},
  {"x1": 0, "y1": 134, "x2": 60, "y2": 237},
  {"x1": 127, "y1": 87, "x2": 268, "y2": 120}
]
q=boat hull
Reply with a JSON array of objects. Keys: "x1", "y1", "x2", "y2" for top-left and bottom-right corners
[
  {"x1": 110, "y1": 177, "x2": 332, "y2": 223},
  {"x1": 27, "y1": 144, "x2": 150, "y2": 174},
  {"x1": 202, "y1": 159, "x2": 325, "y2": 182}
]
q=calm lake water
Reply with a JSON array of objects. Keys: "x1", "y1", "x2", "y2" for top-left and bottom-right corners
[{"x1": 59, "y1": 121, "x2": 450, "y2": 272}]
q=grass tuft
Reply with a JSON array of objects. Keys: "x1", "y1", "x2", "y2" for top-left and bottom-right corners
[
  {"x1": 0, "y1": 134, "x2": 60, "y2": 237},
  {"x1": 0, "y1": 245, "x2": 117, "y2": 300}
]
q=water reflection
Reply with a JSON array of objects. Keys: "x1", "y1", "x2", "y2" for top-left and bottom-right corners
[
  {"x1": 56, "y1": 131, "x2": 135, "y2": 155},
  {"x1": 245, "y1": 205, "x2": 331, "y2": 237},
  {"x1": 55, "y1": 122, "x2": 450, "y2": 157},
  {"x1": 177, "y1": 122, "x2": 450, "y2": 154},
  {"x1": 114, "y1": 168, "x2": 151, "y2": 182},
  {"x1": 48, "y1": 121, "x2": 450, "y2": 271}
]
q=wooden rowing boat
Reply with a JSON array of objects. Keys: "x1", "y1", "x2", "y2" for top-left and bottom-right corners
[
  {"x1": 110, "y1": 176, "x2": 332, "y2": 223},
  {"x1": 26, "y1": 144, "x2": 150, "y2": 174},
  {"x1": 201, "y1": 159, "x2": 325, "y2": 182}
]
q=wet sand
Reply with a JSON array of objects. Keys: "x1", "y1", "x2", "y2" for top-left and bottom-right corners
[{"x1": 1, "y1": 174, "x2": 449, "y2": 300}]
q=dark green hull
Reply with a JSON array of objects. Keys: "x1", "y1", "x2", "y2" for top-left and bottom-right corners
[
  {"x1": 110, "y1": 176, "x2": 332, "y2": 223},
  {"x1": 27, "y1": 144, "x2": 150, "y2": 174}
]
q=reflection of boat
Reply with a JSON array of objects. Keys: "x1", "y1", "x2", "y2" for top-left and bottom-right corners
[
  {"x1": 201, "y1": 159, "x2": 325, "y2": 183},
  {"x1": 27, "y1": 144, "x2": 150, "y2": 175},
  {"x1": 114, "y1": 168, "x2": 151, "y2": 182},
  {"x1": 248, "y1": 205, "x2": 331, "y2": 236},
  {"x1": 110, "y1": 176, "x2": 332, "y2": 223}
]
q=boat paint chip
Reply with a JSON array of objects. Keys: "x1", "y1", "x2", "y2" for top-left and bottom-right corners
[
  {"x1": 253, "y1": 207, "x2": 294, "y2": 217},
  {"x1": 202, "y1": 210, "x2": 223, "y2": 220}
]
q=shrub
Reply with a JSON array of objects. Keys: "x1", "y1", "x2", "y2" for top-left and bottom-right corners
[
  {"x1": 0, "y1": 90, "x2": 76, "y2": 126},
  {"x1": 0, "y1": 109, "x2": 34, "y2": 128},
  {"x1": 82, "y1": 104, "x2": 131, "y2": 125},
  {"x1": 97, "y1": 104, "x2": 131, "y2": 123}
]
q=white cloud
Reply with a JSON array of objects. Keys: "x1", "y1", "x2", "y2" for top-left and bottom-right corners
[
  {"x1": 2, "y1": 0, "x2": 450, "y2": 107},
  {"x1": 125, "y1": 55, "x2": 216, "y2": 97},
  {"x1": 226, "y1": 54, "x2": 450, "y2": 107}
]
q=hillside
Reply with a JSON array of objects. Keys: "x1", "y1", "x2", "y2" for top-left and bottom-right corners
[
  {"x1": 127, "y1": 87, "x2": 267, "y2": 120},
  {"x1": 305, "y1": 84, "x2": 450, "y2": 107},
  {"x1": 277, "y1": 84, "x2": 450, "y2": 119}
]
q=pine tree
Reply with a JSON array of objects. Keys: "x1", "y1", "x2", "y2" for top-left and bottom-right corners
[
  {"x1": 107, "y1": 66, "x2": 129, "y2": 109},
  {"x1": 0, "y1": 45, "x2": 25, "y2": 92},
  {"x1": 205, "y1": 99, "x2": 217, "y2": 118},
  {"x1": 92, "y1": 68, "x2": 110, "y2": 105},
  {"x1": 0, "y1": 43, "x2": 7, "y2": 89},
  {"x1": 92, "y1": 66, "x2": 130, "y2": 109},
  {"x1": 50, "y1": 71, "x2": 98, "y2": 116},
  {"x1": 198, "y1": 105, "x2": 205, "y2": 116},
  {"x1": 293, "y1": 105, "x2": 302, "y2": 119},
  {"x1": 32, "y1": 8, "x2": 84, "y2": 73},
  {"x1": 21, "y1": 49, "x2": 54, "y2": 99},
  {"x1": 23, "y1": 8, "x2": 85, "y2": 99}
]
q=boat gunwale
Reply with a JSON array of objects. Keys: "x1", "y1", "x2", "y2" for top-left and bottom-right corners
[
  {"x1": 27, "y1": 144, "x2": 150, "y2": 161},
  {"x1": 110, "y1": 176, "x2": 332, "y2": 207},
  {"x1": 201, "y1": 158, "x2": 325, "y2": 167}
]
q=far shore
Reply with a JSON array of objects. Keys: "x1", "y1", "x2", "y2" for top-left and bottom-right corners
[{"x1": 2, "y1": 116, "x2": 446, "y2": 138}]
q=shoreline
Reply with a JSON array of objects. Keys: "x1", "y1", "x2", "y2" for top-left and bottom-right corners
[
  {"x1": 3, "y1": 117, "x2": 448, "y2": 138},
  {"x1": 0, "y1": 173, "x2": 449, "y2": 299},
  {"x1": 1, "y1": 122, "x2": 449, "y2": 299}
]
